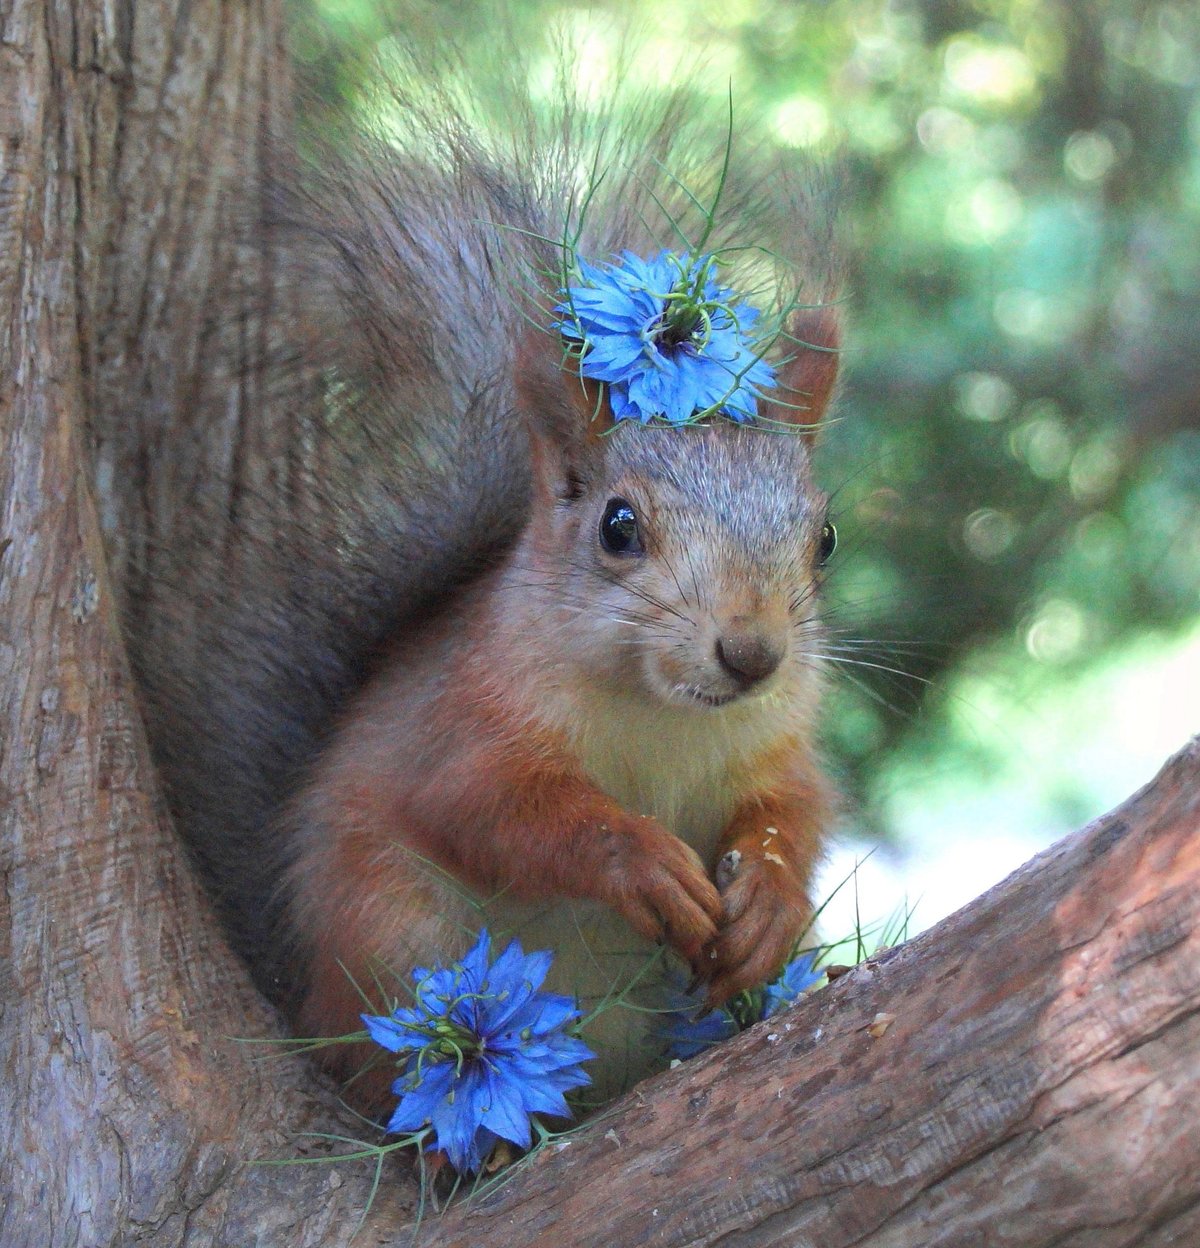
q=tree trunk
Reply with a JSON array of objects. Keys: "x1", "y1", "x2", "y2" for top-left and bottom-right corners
[
  {"x1": 0, "y1": 1, "x2": 406, "y2": 1243},
  {"x1": 2, "y1": 1, "x2": 1198, "y2": 1245}
]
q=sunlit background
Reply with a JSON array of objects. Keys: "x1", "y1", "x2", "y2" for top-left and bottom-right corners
[{"x1": 290, "y1": 0, "x2": 1200, "y2": 944}]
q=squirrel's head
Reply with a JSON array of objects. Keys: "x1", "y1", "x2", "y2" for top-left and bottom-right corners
[{"x1": 513, "y1": 308, "x2": 839, "y2": 712}]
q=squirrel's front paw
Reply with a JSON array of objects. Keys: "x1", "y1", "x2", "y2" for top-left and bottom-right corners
[
  {"x1": 704, "y1": 856, "x2": 810, "y2": 1007},
  {"x1": 597, "y1": 817, "x2": 723, "y2": 970}
]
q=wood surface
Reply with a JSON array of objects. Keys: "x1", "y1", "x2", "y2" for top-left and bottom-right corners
[{"x1": 0, "y1": 1, "x2": 400, "y2": 1243}]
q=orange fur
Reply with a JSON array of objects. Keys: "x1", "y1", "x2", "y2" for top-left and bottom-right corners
[
  {"x1": 777, "y1": 306, "x2": 841, "y2": 433},
  {"x1": 131, "y1": 106, "x2": 848, "y2": 1115},
  {"x1": 289, "y1": 635, "x2": 728, "y2": 1098},
  {"x1": 706, "y1": 742, "x2": 832, "y2": 1004}
]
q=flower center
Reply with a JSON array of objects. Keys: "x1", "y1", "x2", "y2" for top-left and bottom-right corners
[
  {"x1": 646, "y1": 256, "x2": 725, "y2": 355},
  {"x1": 431, "y1": 1017, "x2": 483, "y2": 1058},
  {"x1": 655, "y1": 304, "x2": 704, "y2": 348},
  {"x1": 404, "y1": 990, "x2": 495, "y2": 1070}
]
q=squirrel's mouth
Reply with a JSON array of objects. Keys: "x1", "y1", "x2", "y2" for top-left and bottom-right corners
[
  {"x1": 669, "y1": 684, "x2": 753, "y2": 710},
  {"x1": 651, "y1": 653, "x2": 782, "y2": 711}
]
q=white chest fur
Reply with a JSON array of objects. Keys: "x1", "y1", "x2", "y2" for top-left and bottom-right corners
[{"x1": 565, "y1": 685, "x2": 795, "y2": 861}]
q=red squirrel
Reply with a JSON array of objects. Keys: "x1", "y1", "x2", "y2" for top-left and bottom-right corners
[{"x1": 132, "y1": 105, "x2": 841, "y2": 1104}]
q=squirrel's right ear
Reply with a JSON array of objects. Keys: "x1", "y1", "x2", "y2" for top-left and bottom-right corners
[
  {"x1": 514, "y1": 327, "x2": 610, "y2": 495},
  {"x1": 766, "y1": 304, "x2": 841, "y2": 438}
]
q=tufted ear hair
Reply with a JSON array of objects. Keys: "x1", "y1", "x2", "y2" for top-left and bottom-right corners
[
  {"x1": 514, "y1": 326, "x2": 613, "y2": 497},
  {"x1": 762, "y1": 303, "x2": 841, "y2": 438}
]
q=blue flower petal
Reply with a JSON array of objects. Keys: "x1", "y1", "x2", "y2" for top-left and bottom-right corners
[
  {"x1": 606, "y1": 385, "x2": 643, "y2": 422},
  {"x1": 492, "y1": 991, "x2": 580, "y2": 1040},
  {"x1": 662, "y1": 1006, "x2": 740, "y2": 1060},
  {"x1": 425, "y1": 1062, "x2": 486, "y2": 1172},
  {"x1": 361, "y1": 1011, "x2": 426, "y2": 1054},
  {"x1": 516, "y1": 1049, "x2": 590, "y2": 1080},
  {"x1": 661, "y1": 951, "x2": 824, "y2": 1061},
  {"x1": 763, "y1": 951, "x2": 823, "y2": 1018},
  {"x1": 479, "y1": 945, "x2": 554, "y2": 1031},
  {"x1": 477, "y1": 1065, "x2": 535, "y2": 1148},
  {"x1": 458, "y1": 929, "x2": 493, "y2": 985},
  {"x1": 577, "y1": 338, "x2": 647, "y2": 382},
  {"x1": 386, "y1": 1060, "x2": 456, "y2": 1133}
]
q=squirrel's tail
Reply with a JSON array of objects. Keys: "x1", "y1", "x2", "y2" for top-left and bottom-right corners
[{"x1": 129, "y1": 119, "x2": 549, "y2": 996}]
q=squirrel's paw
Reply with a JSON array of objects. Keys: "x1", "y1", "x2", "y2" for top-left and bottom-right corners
[
  {"x1": 703, "y1": 858, "x2": 810, "y2": 1007},
  {"x1": 598, "y1": 817, "x2": 723, "y2": 969}
]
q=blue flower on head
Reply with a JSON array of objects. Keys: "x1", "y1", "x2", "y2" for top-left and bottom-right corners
[
  {"x1": 661, "y1": 949, "x2": 824, "y2": 1062},
  {"x1": 362, "y1": 930, "x2": 594, "y2": 1174},
  {"x1": 555, "y1": 250, "x2": 776, "y2": 426}
]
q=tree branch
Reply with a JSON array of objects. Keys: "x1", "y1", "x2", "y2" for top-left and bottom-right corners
[
  {"x1": 0, "y1": 2, "x2": 410, "y2": 1243},
  {"x1": 420, "y1": 738, "x2": 1200, "y2": 1248}
]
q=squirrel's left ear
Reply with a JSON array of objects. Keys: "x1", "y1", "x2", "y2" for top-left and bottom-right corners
[
  {"x1": 762, "y1": 304, "x2": 841, "y2": 438},
  {"x1": 515, "y1": 326, "x2": 611, "y2": 495}
]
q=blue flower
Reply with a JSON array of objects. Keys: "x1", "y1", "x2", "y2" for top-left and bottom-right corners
[
  {"x1": 661, "y1": 994, "x2": 740, "y2": 1061},
  {"x1": 362, "y1": 930, "x2": 594, "y2": 1173},
  {"x1": 556, "y1": 250, "x2": 776, "y2": 426},
  {"x1": 662, "y1": 950, "x2": 824, "y2": 1061},
  {"x1": 763, "y1": 950, "x2": 824, "y2": 1018}
]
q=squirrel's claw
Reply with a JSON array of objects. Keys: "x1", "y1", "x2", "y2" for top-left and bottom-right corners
[{"x1": 702, "y1": 856, "x2": 810, "y2": 1007}]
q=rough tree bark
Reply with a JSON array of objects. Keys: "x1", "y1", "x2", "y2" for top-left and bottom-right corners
[
  {"x1": 1, "y1": 0, "x2": 1198, "y2": 1246},
  {"x1": 0, "y1": 0, "x2": 405, "y2": 1243}
]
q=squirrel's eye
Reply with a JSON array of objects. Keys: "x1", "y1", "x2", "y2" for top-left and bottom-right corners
[
  {"x1": 599, "y1": 498, "x2": 643, "y2": 555},
  {"x1": 818, "y1": 521, "x2": 837, "y2": 566}
]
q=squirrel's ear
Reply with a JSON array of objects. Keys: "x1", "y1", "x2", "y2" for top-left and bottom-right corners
[
  {"x1": 515, "y1": 327, "x2": 610, "y2": 492},
  {"x1": 765, "y1": 304, "x2": 841, "y2": 437}
]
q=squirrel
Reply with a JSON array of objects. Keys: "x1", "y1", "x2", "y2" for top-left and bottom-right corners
[{"x1": 130, "y1": 88, "x2": 842, "y2": 1106}]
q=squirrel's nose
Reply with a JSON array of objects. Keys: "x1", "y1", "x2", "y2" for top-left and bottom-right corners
[{"x1": 715, "y1": 631, "x2": 785, "y2": 687}]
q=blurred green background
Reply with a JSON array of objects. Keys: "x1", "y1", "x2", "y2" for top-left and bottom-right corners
[{"x1": 289, "y1": 0, "x2": 1200, "y2": 934}]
